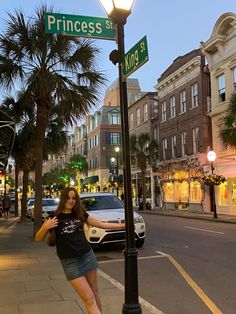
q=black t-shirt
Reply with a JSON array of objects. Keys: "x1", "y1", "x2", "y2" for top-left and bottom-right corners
[{"x1": 54, "y1": 210, "x2": 91, "y2": 259}]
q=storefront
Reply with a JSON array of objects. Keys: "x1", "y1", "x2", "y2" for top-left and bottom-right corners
[{"x1": 161, "y1": 168, "x2": 203, "y2": 211}]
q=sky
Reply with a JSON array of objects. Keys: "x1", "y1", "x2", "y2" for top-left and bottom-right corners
[{"x1": 1, "y1": 0, "x2": 236, "y2": 104}]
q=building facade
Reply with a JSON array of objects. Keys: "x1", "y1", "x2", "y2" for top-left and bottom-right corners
[
  {"x1": 154, "y1": 49, "x2": 212, "y2": 211},
  {"x1": 201, "y1": 12, "x2": 236, "y2": 215},
  {"x1": 128, "y1": 92, "x2": 159, "y2": 207}
]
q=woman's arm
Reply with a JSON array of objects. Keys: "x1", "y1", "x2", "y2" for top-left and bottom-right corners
[
  {"x1": 35, "y1": 217, "x2": 58, "y2": 242},
  {"x1": 87, "y1": 215, "x2": 125, "y2": 229}
]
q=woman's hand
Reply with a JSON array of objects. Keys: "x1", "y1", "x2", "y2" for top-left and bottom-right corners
[{"x1": 44, "y1": 217, "x2": 58, "y2": 230}]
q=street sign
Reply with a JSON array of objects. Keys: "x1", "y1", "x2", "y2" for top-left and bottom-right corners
[
  {"x1": 45, "y1": 12, "x2": 116, "y2": 41},
  {"x1": 122, "y1": 36, "x2": 149, "y2": 79}
]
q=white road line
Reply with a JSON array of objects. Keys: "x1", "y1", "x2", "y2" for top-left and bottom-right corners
[
  {"x1": 99, "y1": 254, "x2": 167, "y2": 264},
  {"x1": 98, "y1": 269, "x2": 164, "y2": 314},
  {"x1": 184, "y1": 226, "x2": 224, "y2": 234}
]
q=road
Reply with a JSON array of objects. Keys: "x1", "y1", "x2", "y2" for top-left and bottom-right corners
[{"x1": 96, "y1": 214, "x2": 236, "y2": 314}]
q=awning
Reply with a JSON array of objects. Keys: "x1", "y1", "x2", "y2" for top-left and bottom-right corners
[
  {"x1": 82, "y1": 175, "x2": 99, "y2": 185},
  {"x1": 0, "y1": 110, "x2": 15, "y2": 170}
]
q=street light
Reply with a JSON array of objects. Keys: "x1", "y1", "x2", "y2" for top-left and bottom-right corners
[
  {"x1": 207, "y1": 150, "x2": 217, "y2": 218},
  {"x1": 99, "y1": 1, "x2": 141, "y2": 314},
  {"x1": 115, "y1": 146, "x2": 120, "y2": 196}
]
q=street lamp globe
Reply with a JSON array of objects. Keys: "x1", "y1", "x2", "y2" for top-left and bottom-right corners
[
  {"x1": 111, "y1": 157, "x2": 116, "y2": 163},
  {"x1": 115, "y1": 146, "x2": 120, "y2": 153},
  {"x1": 100, "y1": 0, "x2": 135, "y2": 18},
  {"x1": 207, "y1": 150, "x2": 216, "y2": 162}
]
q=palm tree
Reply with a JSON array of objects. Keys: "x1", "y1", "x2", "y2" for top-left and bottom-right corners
[
  {"x1": 130, "y1": 133, "x2": 158, "y2": 210},
  {"x1": 221, "y1": 93, "x2": 236, "y2": 147},
  {"x1": 0, "y1": 6, "x2": 105, "y2": 234},
  {"x1": 1, "y1": 93, "x2": 68, "y2": 222}
]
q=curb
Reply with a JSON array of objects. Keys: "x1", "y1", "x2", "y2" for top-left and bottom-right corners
[{"x1": 139, "y1": 210, "x2": 236, "y2": 224}]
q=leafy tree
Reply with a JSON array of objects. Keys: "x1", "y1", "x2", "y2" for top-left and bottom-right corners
[
  {"x1": 0, "y1": 6, "x2": 105, "y2": 233},
  {"x1": 221, "y1": 93, "x2": 236, "y2": 147},
  {"x1": 69, "y1": 154, "x2": 88, "y2": 192},
  {"x1": 130, "y1": 133, "x2": 158, "y2": 210}
]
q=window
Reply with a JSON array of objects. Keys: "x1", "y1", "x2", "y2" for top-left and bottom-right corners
[
  {"x1": 171, "y1": 135, "x2": 177, "y2": 158},
  {"x1": 191, "y1": 83, "x2": 198, "y2": 107},
  {"x1": 136, "y1": 108, "x2": 141, "y2": 126},
  {"x1": 161, "y1": 101, "x2": 167, "y2": 122},
  {"x1": 162, "y1": 138, "x2": 168, "y2": 160},
  {"x1": 218, "y1": 74, "x2": 225, "y2": 102},
  {"x1": 233, "y1": 68, "x2": 236, "y2": 91},
  {"x1": 130, "y1": 113, "x2": 134, "y2": 129},
  {"x1": 193, "y1": 127, "x2": 199, "y2": 153},
  {"x1": 180, "y1": 90, "x2": 186, "y2": 113},
  {"x1": 153, "y1": 126, "x2": 160, "y2": 145},
  {"x1": 181, "y1": 132, "x2": 187, "y2": 156},
  {"x1": 110, "y1": 112, "x2": 120, "y2": 124},
  {"x1": 170, "y1": 96, "x2": 176, "y2": 118},
  {"x1": 110, "y1": 132, "x2": 120, "y2": 145},
  {"x1": 105, "y1": 132, "x2": 121, "y2": 145},
  {"x1": 144, "y1": 103, "x2": 148, "y2": 122}
]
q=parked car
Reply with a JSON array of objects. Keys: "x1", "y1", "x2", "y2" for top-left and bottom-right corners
[
  {"x1": 80, "y1": 192, "x2": 146, "y2": 247},
  {"x1": 27, "y1": 198, "x2": 58, "y2": 220}
]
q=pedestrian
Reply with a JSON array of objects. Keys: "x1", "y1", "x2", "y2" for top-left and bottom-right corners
[
  {"x1": 2, "y1": 193, "x2": 11, "y2": 219},
  {"x1": 35, "y1": 187, "x2": 125, "y2": 314}
]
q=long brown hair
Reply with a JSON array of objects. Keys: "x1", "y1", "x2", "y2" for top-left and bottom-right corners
[{"x1": 55, "y1": 187, "x2": 86, "y2": 220}]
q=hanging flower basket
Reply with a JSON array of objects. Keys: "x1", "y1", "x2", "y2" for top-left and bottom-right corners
[{"x1": 202, "y1": 174, "x2": 226, "y2": 186}]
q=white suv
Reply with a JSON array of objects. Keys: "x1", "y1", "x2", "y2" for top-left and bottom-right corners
[
  {"x1": 80, "y1": 192, "x2": 146, "y2": 247},
  {"x1": 27, "y1": 198, "x2": 58, "y2": 220}
]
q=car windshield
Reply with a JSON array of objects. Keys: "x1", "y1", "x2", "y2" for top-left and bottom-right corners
[
  {"x1": 81, "y1": 195, "x2": 124, "y2": 211},
  {"x1": 42, "y1": 199, "x2": 57, "y2": 206}
]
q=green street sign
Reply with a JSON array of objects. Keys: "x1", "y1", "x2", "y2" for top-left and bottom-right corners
[
  {"x1": 122, "y1": 36, "x2": 149, "y2": 79},
  {"x1": 45, "y1": 12, "x2": 116, "y2": 40}
]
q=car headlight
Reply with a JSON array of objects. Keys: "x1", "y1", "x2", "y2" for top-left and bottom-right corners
[{"x1": 134, "y1": 216, "x2": 144, "y2": 223}]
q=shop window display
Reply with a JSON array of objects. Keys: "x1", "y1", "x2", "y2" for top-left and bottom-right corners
[
  {"x1": 218, "y1": 181, "x2": 228, "y2": 206},
  {"x1": 176, "y1": 181, "x2": 189, "y2": 203},
  {"x1": 163, "y1": 182, "x2": 174, "y2": 201},
  {"x1": 232, "y1": 183, "x2": 236, "y2": 206},
  {"x1": 190, "y1": 181, "x2": 202, "y2": 203}
]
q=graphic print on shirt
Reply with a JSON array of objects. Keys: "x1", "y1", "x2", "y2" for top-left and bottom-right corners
[{"x1": 61, "y1": 219, "x2": 83, "y2": 235}]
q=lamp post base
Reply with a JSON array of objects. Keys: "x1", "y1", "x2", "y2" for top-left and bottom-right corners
[{"x1": 122, "y1": 304, "x2": 142, "y2": 314}]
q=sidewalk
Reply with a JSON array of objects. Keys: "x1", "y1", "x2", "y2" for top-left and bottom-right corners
[
  {"x1": 0, "y1": 217, "x2": 162, "y2": 314},
  {"x1": 138, "y1": 206, "x2": 236, "y2": 224}
]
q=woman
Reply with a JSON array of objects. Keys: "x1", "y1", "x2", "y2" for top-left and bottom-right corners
[{"x1": 35, "y1": 187, "x2": 125, "y2": 314}]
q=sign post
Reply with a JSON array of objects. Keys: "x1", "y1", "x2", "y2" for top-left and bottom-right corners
[
  {"x1": 45, "y1": 12, "x2": 116, "y2": 40},
  {"x1": 122, "y1": 36, "x2": 148, "y2": 79}
]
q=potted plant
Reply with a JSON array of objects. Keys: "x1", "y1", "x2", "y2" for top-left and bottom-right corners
[{"x1": 202, "y1": 174, "x2": 226, "y2": 186}]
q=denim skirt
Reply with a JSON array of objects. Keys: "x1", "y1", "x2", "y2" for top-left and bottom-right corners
[{"x1": 60, "y1": 249, "x2": 98, "y2": 281}]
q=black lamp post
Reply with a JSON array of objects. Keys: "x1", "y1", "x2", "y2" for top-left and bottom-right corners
[
  {"x1": 99, "y1": 1, "x2": 141, "y2": 313},
  {"x1": 207, "y1": 150, "x2": 217, "y2": 219},
  {"x1": 115, "y1": 146, "x2": 120, "y2": 196}
]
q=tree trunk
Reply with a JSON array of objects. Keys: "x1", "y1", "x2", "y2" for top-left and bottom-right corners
[
  {"x1": 33, "y1": 103, "x2": 49, "y2": 236},
  {"x1": 14, "y1": 163, "x2": 19, "y2": 217},
  {"x1": 142, "y1": 171, "x2": 146, "y2": 211},
  {"x1": 20, "y1": 169, "x2": 29, "y2": 223}
]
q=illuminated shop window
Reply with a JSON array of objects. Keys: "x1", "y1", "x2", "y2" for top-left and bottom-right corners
[
  {"x1": 190, "y1": 181, "x2": 202, "y2": 203},
  {"x1": 176, "y1": 181, "x2": 189, "y2": 202},
  {"x1": 163, "y1": 182, "x2": 174, "y2": 201},
  {"x1": 232, "y1": 183, "x2": 236, "y2": 206},
  {"x1": 218, "y1": 181, "x2": 228, "y2": 206}
]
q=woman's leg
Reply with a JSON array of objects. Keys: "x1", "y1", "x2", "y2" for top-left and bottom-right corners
[
  {"x1": 70, "y1": 276, "x2": 101, "y2": 314},
  {"x1": 86, "y1": 269, "x2": 102, "y2": 312}
]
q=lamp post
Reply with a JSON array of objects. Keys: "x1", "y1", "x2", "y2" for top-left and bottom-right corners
[
  {"x1": 115, "y1": 146, "x2": 120, "y2": 196},
  {"x1": 99, "y1": 1, "x2": 141, "y2": 313},
  {"x1": 207, "y1": 150, "x2": 217, "y2": 218}
]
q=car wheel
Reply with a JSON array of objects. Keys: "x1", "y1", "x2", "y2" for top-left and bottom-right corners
[{"x1": 136, "y1": 238, "x2": 144, "y2": 248}]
